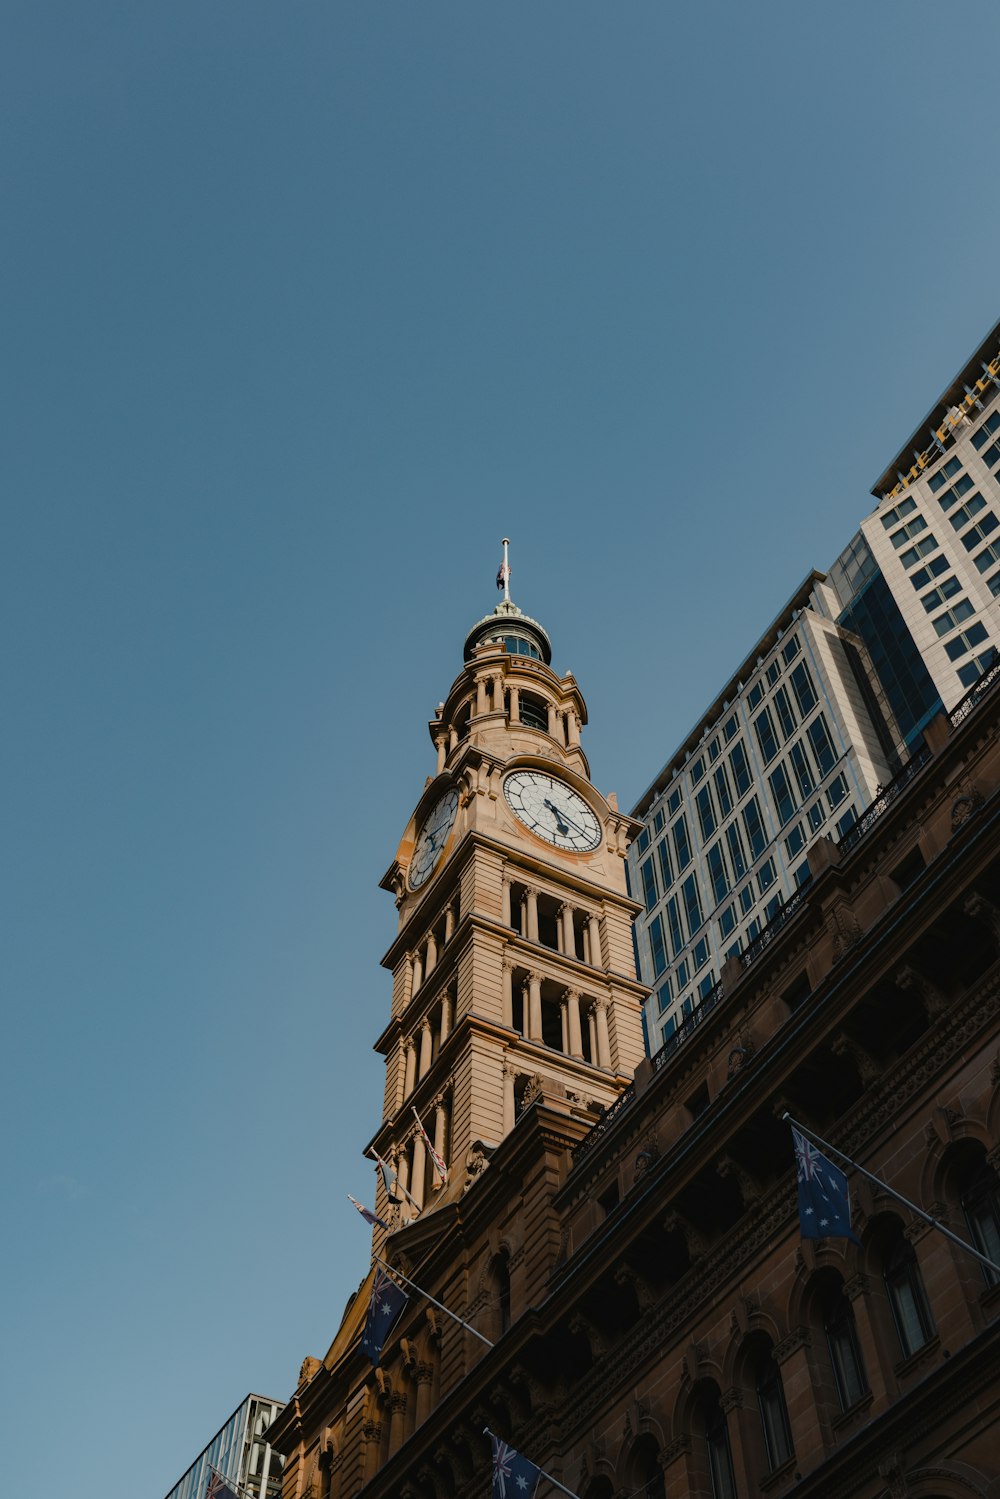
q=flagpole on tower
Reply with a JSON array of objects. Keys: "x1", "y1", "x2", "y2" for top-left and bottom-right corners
[
  {"x1": 784, "y1": 1113, "x2": 1000, "y2": 1277},
  {"x1": 502, "y1": 538, "x2": 510, "y2": 601}
]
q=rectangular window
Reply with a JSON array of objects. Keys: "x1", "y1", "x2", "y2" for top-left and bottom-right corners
[
  {"x1": 961, "y1": 513, "x2": 1000, "y2": 551},
  {"x1": 730, "y1": 741, "x2": 752, "y2": 797},
  {"x1": 781, "y1": 635, "x2": 800, "y2": 665},
  {"x1": 719, "y1": 903, "x2": 737, "y2": 938},
  {"x1": 640, "y1": 857, "x2": 658, "y2": 912},
  {"x1": 742, "y1": 796, "x2": 768, "y2": 860},
  {"x1": 945, "y1": 622, "x2": 989, "y2": 660},
  {"x1": 910, "y1": 554, "x2": 949, "y2": 590},
  {"x1": 706, "y1": 841, "x2": 729, "y2": 904},
  {"x1": 788, "y1": 739, "x2": 815, "y2": 798},
  {"x1": 747, "y1": 681, "x2": 764, "y2": 710},
  {"x1": 667, "y1": 786, "x2": 682, "y2": 815},
  {"x1": 764, "y1": 891, "x2": 783, "y2": 922},
  {"x1": 933, "y1": 599, "x2": 975, "y2": 637},
  {"x1": 636, "y1": 827, "x2": 650, "y2": 854},
  {"x1": 691, "y1": 755, "x2": 706, "y2": 785},
  {"x1": 827, "y1": 771, "x2": 849, "y2": 810},
  {"x1": 648, "y1": 915, "x2": 666, "y2": 977},
  {"x1": 937, "y1": 472, "x2": 974, "y2": 512},
  {"x1": 665, "y1": 895, "x2": 685, "y2": 958},
  {"x1": 676, "y1": 959, "x2": 689, "y2": 990},
  {"x1": 949, "y1": 493, "x2": 986, "y2": 531},
  {"x1": 972, "y1": 411, "x2": 1000, "y2": 450},
  {"x1": 754, "y1": 707, "x2": 779, "y2": 765},
  {"x1": 747, "y1": 916, "x2": 762, "y2": 942},
  {"x1": 958, "y1": 650, "x2": 998, "y2": 686},
  {"x1": 785, "y1": 822, "x2": 805, "y2": 858},
  {"x1": 974, "y1": 541, "x2": 1000, "y2": 574},
  {"x1": 657, "y1": 838, "x2": 673, "y2": 893},
  {"x1": 692, "y1": 935, "x2": 710, "y2": 972},
  {"x1": 757, "y1": 857, "x2": 777, "y2": 895},
  {"x1": 900, "y1": 535, "x2": 939, "y2": 567},
  {"x1": 890, "y1": 514, "x2": 927, "y2": 547},
  {"x1": 714, "y1": 763, "x2": 733, "y2": 818},
  {"x1": 769, "y1": 763, "x2": 796, "y2": 825},
  {"x1": 680, "y1": 993, "x2": 694, "y2": 1019},
  {"x1": 881, "y1": 496, "x2": 917, "y2": 527},
  {"x1": 708, "y1": 735, "x2": 721, "y2": 763},
  {"x1": 656, "y1": 977, "x2": 672, "y2": 1014},
  {"x1": 836, "y1": 807, "x2": 857, "y2": 838},
  {"x1": 681, "y1": 872, "x2": 703, "y2": 937},
  {"x1": 807, "y1": 802, "x2": 825, "y2": 833},
  {"x1": 652, "y1": 809, "x2": 665, "y2": 833},
  {"x1": 766, "y1": 659, "x2": 781, "y2": 687},
  {"x1": 725, "y1": 938, "x2": 743, "y2": 960},
  {"x1": 726, "y1": 820, "x2": 748, "y2": 881},
  {"x1": 929, "y1": 455, "x2": 962, "y2": 491},
  {"x1": 723, "y1": 714, "x2": 739, "y2": 742},
  {"x1": 806, "y1": 713, "x2": 837, "y2": 777},
  {"x1": 794, "y1": 860, "x2": 812, "y2": 890},
  {"x1": 790, "y1": 661, "x2": 817, "y2": 716},
  {"x1": 774, "y1": 685, "x2": 796, "y2": 739},
  {"x1": 695, "y1": 784, "x2": 717, "y2": 841},
  {"x1": 739, "y1": 884, "x2": 755, "y2": 915},
  {"x1": 697, "y1": 971, "x2": 716, "y2": 1001},
  {"x1": 672, "y1": 813, "x2": 692, "y2": 872},
  {"x1": 659, "y1": 1014, "x2": 677, "y2": 1045}
]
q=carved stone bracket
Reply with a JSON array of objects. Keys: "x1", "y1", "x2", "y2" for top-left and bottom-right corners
[
  {"x1": 965, "y1": 890, "x2": 1000, "y2": 944},
  {"x1": 719, "y1": 1386, "x2": 744, "y2": 1414},
  {"x1": 663, "y1": 1209, "x2": 708, "y2": 1262},
  {"x1": 717, "y1": 1153, "x2": 761, "y2": 1206},
  {"x1": 613, "y1": 1261, "x2": 658, "y2": 1312},
  {"x1": 895, "y1": 964, "x2": 949, "y2": 1019},
  {"x1": 831, "y1": 1030, "x2": 881, "y2": 1084},
  {"x1": 773, "y1": 1326, "x2": 811, "y2": 1363},
  {"x1": 829, "y1": 902, "x2": 863, "y2": 962}
]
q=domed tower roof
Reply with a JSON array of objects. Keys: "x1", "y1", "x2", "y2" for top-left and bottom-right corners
[{"x1": 463, "y1": 539, "x2": 553, "y2": 665}]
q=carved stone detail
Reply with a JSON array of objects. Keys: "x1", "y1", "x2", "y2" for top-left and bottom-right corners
[
  {"x1": 965, "y1": 890, "x2": 1000, "y2": 943},
  {"x1": 830, "y1": 902, "x2": 863, "y2": 961},
  {"x1": 896, "y1": 963, "x2": 948, "y2": 1019},
  {"x1": 831, "y1": 1030, "x2": 881, "y2": 1083}
]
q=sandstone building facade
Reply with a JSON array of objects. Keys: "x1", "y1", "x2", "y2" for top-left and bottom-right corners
[{"x1": 266, "y1": 590, "x2": 1000, "y2": 1499}]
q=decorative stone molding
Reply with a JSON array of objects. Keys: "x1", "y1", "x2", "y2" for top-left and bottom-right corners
[
  {"x1": 773, "y1": 1326, "x2": 811, "y2": 1363},
  {"x1": 663, "y1": 1209, "x2": 708, "y2": 1262},
  {"x1": 299, "y1": 1355, "x2": 322, "y2": 1386},
  {"x1": 613, "y1": 1261, "x2": 657, "y2": 1312},
  {"x1": 829, "y1": 902, "x2": 863, "y2": 962},
  {"x1": 951, "y1": 775, "x2": 984, "y2": 831},
  {"x1": 877, "y1": 1449, "x2": 910, "y2": 1498},
  {"x1": 719, "y1": 1386, "x2": 744, "y2": 1413},
  {"x1": 896, "y1": 963, "x2": 949, "y2": 1019},
  {"x1": 964, "y1": 890, "x2": 1000, "y2": 944},
  {"x1": 717, "y1": 1153, "x2": 761, "y2": 1206},
  {"x1": 659, "y1": 1434, "x2": 692, "y2": 1465},
  {"x1": 831, "y1": 1030, "x2": 881, "y2": 1084}
]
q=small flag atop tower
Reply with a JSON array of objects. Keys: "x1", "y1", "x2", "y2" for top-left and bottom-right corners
[{"x1": 496, "y1": 537, "x2": 511, "y2": 598}]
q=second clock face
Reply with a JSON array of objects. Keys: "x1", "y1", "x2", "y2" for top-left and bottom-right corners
[
  {"x1": 409, "y1": 787, "x2": 459, "y2": 890},
  {"x1": 503, "y1": 770, "x2": 602, "y2": 852}
]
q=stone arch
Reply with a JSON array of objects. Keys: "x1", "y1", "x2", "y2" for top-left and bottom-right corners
[
  {"x1": 786, "y1": 1240, "x2": 852, "y2": 1330},
  {"x1": 920, "y1": 1114, "x2": 993, "y2": 1207},
  {"x1": 720, "y1": 1299, "x2": 786, "y2": 1389},
  {"x1": 622, "y1": 1431, "x2": 665, "y2": 1497},
  {"x1": 894, "y1": 1459, "x2": 998, "y2": 1499},
  {"x1": 671, "y1": 1357, "x2": 727, "y2": 1440}
]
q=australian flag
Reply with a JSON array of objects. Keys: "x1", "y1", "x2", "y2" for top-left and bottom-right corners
[
  {"x1": 792, "y1": 1127, "x2": 861, "y2": 1244},
  {"x1": 206, "y1": 1473, "x2": 240, "y2": 1499},
  {"x1": 360, "y1": 1268, "x2": 409, "y2": 1367},
  {"x1": 490, "y1": 1435, "x2": 541, "y2": 1499}
]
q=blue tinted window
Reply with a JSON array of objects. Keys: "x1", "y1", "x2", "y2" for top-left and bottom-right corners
[
  {"x1": 788, "y1": 740, "x2": 815, "y2": 798},
  {"x1": 714, "y1": 763, "x2": 733, "y2": 818},
  {"x1": 706, "y1": 841, "x2": 729, "y2": 904},
  {"x1": 774, "y1": 686, "x2": 796, "y2": 739},
  {"x1": 754, "y1": 707, "x2": 779, "y2": 765},
  {"x1": 790, "y1": 662, "x2": 817, "y2": 716},
  {"x1": 768, "y1": 764, "x2": 796, "y2": 825},
  {"x1": 730, "y1": 741, "x2": 752, "y2": 797},
  {"x1": 742, "y1": 796, "x2": 768, "y2": 860},
  {"x1": 648, "y1": 915, "x2": 667, "y2": 977},
  {"x1": 806, "y1": 713, "x2": 837, "y2": 777},
  {"x1": 672, "y1": 814, "x2": 692, "y2": 872},
  {"x1": 696, "y1": 785, "x2": 716, "y2": 841},
  {"x1": 726, "y1": 820, "x2": 748, "y2": 880},
  {"x1": 681, "y1": 873, "x2": 703, "y2": 937},
  {"x1": 640, "y1": 858, "x2": 658, "y2": 912},
  {"x1": 657, "y1": 839, "x2": 673, "y2": 893},
  {"x1": 665, "y1": 896, "x2": 684, "y2": 958}
]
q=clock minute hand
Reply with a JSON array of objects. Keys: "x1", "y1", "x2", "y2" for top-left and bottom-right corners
[{"x1": 543, "y1": 797, "x2": 573, "y2": 834}]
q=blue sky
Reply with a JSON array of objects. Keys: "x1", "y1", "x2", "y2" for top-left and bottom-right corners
[{"x1": 4, "y1": 4, "x2": 999, "y2": 1495}]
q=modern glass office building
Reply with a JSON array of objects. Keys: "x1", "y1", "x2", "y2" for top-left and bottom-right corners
[
  {"x1": 629, "y1": 571, "x2": 900, "y2": 1057},
  {"x1": 164, "y1": 1394, "x2": 285, "y2": 1499}
]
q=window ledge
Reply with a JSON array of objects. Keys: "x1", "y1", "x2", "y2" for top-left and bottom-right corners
[
  {"x1": 758, "y1": 1455, "x2": 797, "y2": 1493},
  {"x1": 893, "y1": 1332, "x2": 940, "y2": 1381},
  {"x1": 831, "y1": 1390, "x2": 873, "y2": 1436}
]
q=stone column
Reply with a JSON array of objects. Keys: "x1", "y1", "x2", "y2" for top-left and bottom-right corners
[
  {"x1": 414, "y1": 1365, "x2": 435, "y2": 1426},
  {"x1": 560, "y1": 995, "x2": 569, "y2": 1053},
  {"x1": 411, "y1": 949, "x2": 423, "y2": 995},
  {"x1": 404, "y1": 952, "x2": 416, "y2": 1008},
  {"x1": 843, "y1": 1273, "x2": 889, "y2": 1407},
  {"x1": 439, "y1": 989, "x2": 451, "y2": 1044},
  {"x1": 547, "y1": 703, "x2": 560, "y2": 738},
  {"x1": 432, "y1": 1100, "x2": 448, "y2": 1186},
  {"x1": 588, "y1": 913, "x2": 603, "y2": 968},
  {"x1": 389, "y1": 1394, "x2": 407, "y2": 1452},
  {"x1": 434, "y1": 735, "x2": 447, "y2": 774},
  {"x1": 567, "y1": 711, "x2": 581, "y2": 747},
  {"x1": 403, "y1": 1039, "x2": 417, "y2": 1097},
  {"x1": 418, "y1": 1018, "x2": 433, "y2": 1078},
  {"x1": 362, "y1": 1422, "x2": 382, "y2": 1483},
  {"x1": 449, "y1": 726, "x2": 458, "y2": 751},
  {"x1": 508, "y1": 685, "x2": 520, "y2": 724},
  {"x1": 525, "y1": 888, "x2": 539, "y2": 944},
  {"x1": 410, "y1": 1134, "x2": 426, "y2": 1208},
  {"x1": 502, "y1": 1059, "x2": 515, "y2": 1134},
  {"x1": 425, "y1": 931, "x2": 438, "y2": 976},
  {"x1": 556, "y1": 902, "x2": 569, "y2": 955},
  {"x1": 562, "y1": 903, "x2": 576, "y2": 956},
  {"x1": 501, "y1": 877, "x2": 512, "y2": 928},
  {"x1": 594, "y1": 995, "x2": 612, "y2": 1068},
  {"x1": 397, "y1": 1148, "x2": 411, "y2": 1200},
  {"x1": 444, "y1": 903, "x2": 455, "y2": 942},
  {"x1": 565, "y1": 989, "x2": 583, "y2": 1058},
  {"x1": 527, "y1": 972, "x2": 543, "y2": 1041},
  {"x1": 476, "y1": 676, "x2": 488, "y2": 715},
  {"x1": 501, "y1": 959, "x2": 514, "y2": 1027},
  {"x1": 587, "y1": 1004, "x2": 598, "y2": 1063}
]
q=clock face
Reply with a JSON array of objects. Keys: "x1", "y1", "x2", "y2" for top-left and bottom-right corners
[
  {"x1": 409, "y1": 787, "x2": 459, "y2": 890},
  {"x1": 503, "y1": 770, "x2": 602, "y2": 852}
]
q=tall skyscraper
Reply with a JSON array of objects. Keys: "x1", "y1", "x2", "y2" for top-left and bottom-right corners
[
  {"x1": 164, "y1": 1395, "x2": 285, "y2": 1499},
  {"x1": 630, "y1": 319, "x2": 1000, "y2": 1058}
]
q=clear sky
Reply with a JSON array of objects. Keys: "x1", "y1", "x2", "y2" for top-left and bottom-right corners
[{"x1": 4, "y1": 4, "x2": 999, "y2": 1495}]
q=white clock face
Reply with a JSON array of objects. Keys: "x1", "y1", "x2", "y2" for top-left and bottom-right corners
[
  {"x1": 409, "y1": 788, "x2": 459, "y2": 890},
  {"x1": 503, "y1": 770, "x2": 602, "y2": 852}
]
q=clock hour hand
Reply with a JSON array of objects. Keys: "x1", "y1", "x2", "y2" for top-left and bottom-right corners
[{"x1": 544, "y1": 797, "x2": 586, "y2": 836}]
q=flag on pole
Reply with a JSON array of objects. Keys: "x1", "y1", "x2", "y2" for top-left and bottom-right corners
[
  {"x1": 207, "y1": 1473, "x2": 241, "y2": 1499},
  {"x1": 412, "y1": 1106, "x2": 448, "y2": 1186},
  {"x1": 348, "y1": 1194, "x2": 389, "y2": 1231},
  {"x1": 360, "y1": 1268, "x2": 409, "y2": 1368},
  {"x1": 496, "y1": 556, "x2": 511, "y2": 592},
  {"x1": 792, "y1": 1127, "x2": 861, "y2": 1244},
  {"x1": 371, "y1": 1150, "x2": 402, "y2": 1205},
  {"x1": 490, "y1": 1435, "x2": 541, "y2": 1499}
]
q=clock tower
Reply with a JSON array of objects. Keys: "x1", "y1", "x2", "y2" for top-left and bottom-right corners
[{"x1": 370, "y1": 547, "x2": 647, "y2": 1228}]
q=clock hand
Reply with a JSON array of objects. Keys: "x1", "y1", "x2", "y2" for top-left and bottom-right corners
[
  {"x1": 544, "y1": 798, "x2": 586, "y2": 836},
  {"x1": 542, "y1": 798, "x2": 571, "y2": 834}
]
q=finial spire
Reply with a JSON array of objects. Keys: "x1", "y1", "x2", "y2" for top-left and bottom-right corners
[{"x1": 496, "y1": 538, "x2": 512, "y2": 602}]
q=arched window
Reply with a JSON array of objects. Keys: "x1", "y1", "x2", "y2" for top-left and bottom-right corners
[
  {"x1": 519, "y1": 692, "x2": 549, "y2": 732},
  {"x1": 959, "y1": 1157, "x2": 1000, "y2": 1286},
  {"x1": 704, "y1": 1390, "x2": 736, "y2": 1499},
  {"x1": 883, "y1": 1225, "x2": 935, "y2": 1357},
  {"x1": 628, "y1": 1435, "x2": 665, "y2": 1499},
  {"x1": 822, "y1": 1282, "x2": 867, "y2": 1409},
  {"x1": 752, "y1": 1344, "x2": 794, "y2": 1470}
]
